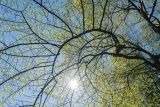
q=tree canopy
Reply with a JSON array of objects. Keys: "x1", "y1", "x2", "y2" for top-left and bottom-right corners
[{"x1": 0, "y1": 0, "x2": 160, "y2": 106}]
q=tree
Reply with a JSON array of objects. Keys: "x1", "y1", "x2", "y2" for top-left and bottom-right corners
[{"x1": 0, "y1": 0, "x2": 160, "y2": 106}]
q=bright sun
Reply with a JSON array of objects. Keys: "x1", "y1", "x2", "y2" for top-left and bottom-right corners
[{"x1": 69, "y1": 80, "x2": 78, "y2": 90}]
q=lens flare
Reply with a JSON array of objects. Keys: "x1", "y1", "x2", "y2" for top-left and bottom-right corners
[{"x1": 69, "y1": 80, "x2": 78, "y2": 89}]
